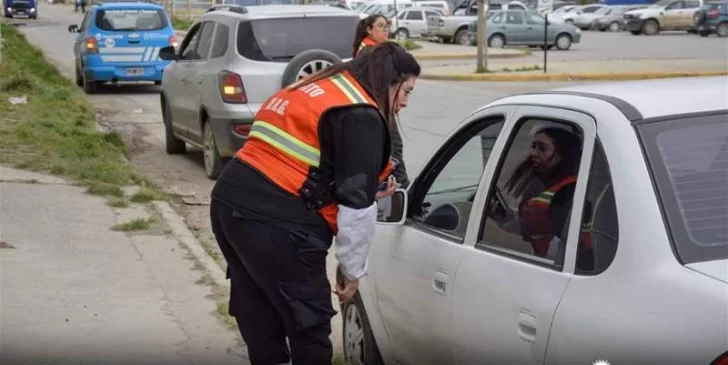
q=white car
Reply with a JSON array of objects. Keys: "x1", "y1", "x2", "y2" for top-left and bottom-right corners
[{"x1": 341, "y1": 76, "x2": 728, "y2": 365}]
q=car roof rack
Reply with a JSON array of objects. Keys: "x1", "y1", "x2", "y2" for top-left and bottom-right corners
[{"x1": 206, "y1": 4, "x2": 248, "y2": 14}]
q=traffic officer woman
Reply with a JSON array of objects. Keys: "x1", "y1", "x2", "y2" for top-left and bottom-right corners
[
  {"x1": 352, "y1": 14, "x2": 390, "y2": 58},
  {"x1": 209, "y1": 42, "x2": 420, "y2": 365},
  {"x1": 489, "y1": 122, "x2": 594, "y2": 269}
]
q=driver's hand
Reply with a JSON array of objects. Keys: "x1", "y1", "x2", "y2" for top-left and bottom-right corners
[
  {"x1": 375, "y1": 176, "x2": 400, "y2": 200},
  {"x1": 334, "y1": 277, "x2": 359, "y2": 303}
]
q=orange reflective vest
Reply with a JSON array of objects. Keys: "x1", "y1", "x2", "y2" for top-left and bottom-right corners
[
  {"x1": 355, "y1": 37, "x2": 379, "y2": 57},
  {"x1": 520, "y1": 175, "x2": 593, "y2": 257},
  {"x1": 236, "y1": 71, "x2": 394, "y2": 234}
]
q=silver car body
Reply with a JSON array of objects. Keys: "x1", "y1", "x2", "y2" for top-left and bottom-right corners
[
  {"x1": 592, "y1": 5, "x2": 647, "y2": 31},
  {"x1": 349, "y1": 76, "x2": 728, "y2": 365},
  {"x1": 391, "y1": 6, "x2": 446, "y2": 38},
  {"x1": 160, "y1": 5, "x2": 359, "y2": 177},
  {"x1": 468, "y1": 10, "x2": 582, "y2": 49},
  {"x1": 572, "y1": 4, "x2": 609, "y2": 29}
]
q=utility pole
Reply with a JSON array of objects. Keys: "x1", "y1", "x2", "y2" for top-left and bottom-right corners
[{"x1": 475, "y1": 0, "x2": 488, "y2": 73}]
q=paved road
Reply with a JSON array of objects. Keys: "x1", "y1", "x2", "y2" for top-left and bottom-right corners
[{"x1": 419, "y1": 29, "x2": 728, "y2": 67}]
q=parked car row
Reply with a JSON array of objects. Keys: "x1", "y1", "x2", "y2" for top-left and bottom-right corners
[{"x1": 466, "y1": 10, "x2": 580, "y2": 50}]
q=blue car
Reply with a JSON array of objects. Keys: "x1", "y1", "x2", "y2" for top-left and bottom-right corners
[
  {"x1": 3, "y1": 0, "x2": 38, "y2": 19},
  {"x1": 67, "y1": 1, "x2": 177, "y2": 93}
]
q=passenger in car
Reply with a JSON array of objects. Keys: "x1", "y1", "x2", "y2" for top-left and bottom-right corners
[{"x1": 489, "y1": 122, "x2": 593, "y2": 266}]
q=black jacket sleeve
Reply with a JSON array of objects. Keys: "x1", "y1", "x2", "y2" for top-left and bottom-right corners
[
  {"x1": 319, "y1": 106, "x2": 388, "y2": 210},
  {"x1": 389, "y1": 120, "x2": 410, "y2": 188}
]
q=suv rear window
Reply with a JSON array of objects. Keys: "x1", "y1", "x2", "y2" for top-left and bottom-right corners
[
  {"x1": 236, "y1": 16, "x2": 357, "y2": 61},
  {"x1": 637, "y1": 112, "x2": 728, "y2": 264},
  {"x1": 95, "y1": 9, "x2": 168, "y2": 31}
]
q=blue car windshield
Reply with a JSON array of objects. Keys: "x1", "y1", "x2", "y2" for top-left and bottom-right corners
[{"x1": 95, "y1": 8, "x2": 168, "y2": 31}]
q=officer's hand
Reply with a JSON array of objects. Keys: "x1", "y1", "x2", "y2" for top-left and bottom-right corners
[
  {"x1": 335, "y1": 277, "x2": 359, "y2": 303},
  {"x1": 375, "y1": 176, "x2": 400, "y2": 200}
]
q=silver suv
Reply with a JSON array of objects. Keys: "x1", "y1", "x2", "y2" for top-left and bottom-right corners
[{"x1": 158, "y1": 4, "x2": 359, "y2": 179}]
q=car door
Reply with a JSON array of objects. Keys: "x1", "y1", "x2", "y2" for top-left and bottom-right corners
[
  {"x1": 662, "y1": 0, "x2": 686, "y2": 28},
  {"x1": 370, "y1": 109, "x2": 510, "y2": 365},
  {"x1": 449, "y1": 106, "x2": 598, "y2": 364},
  {"x1": 524, "y1": 11, "x2": 549, "y2": 43},
  {"x1": 404, "y1": 9, "x2": 425, "y2": 37},
  {"x1": 171, "y1": 22, "x2": 204, "y2": 136},
  {"x1": 682, "y1": 0, "x2": 702, "y2": 27},
  {"x1": 505, "y1": 10, "x2": 528, "y2": 44},
  {"x1": 181, "y1": 20, "x2": 215, "y2": 141},
  {"x1": 74, "y1": 12, "x2": 93, "y2": 70}
]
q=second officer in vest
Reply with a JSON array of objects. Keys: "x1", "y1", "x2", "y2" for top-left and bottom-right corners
[{"x1": 209, "y1": 42, "x2": 421, "y2": 365}]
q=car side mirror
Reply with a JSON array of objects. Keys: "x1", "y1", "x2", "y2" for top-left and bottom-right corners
[
  {"x1": 68, "y1": 24, "x2": 79, "y2": 33},
  {"x1": 158, "y1": 46, "x2": 178, "y2": 61},
  {"x1": 376, "y1": 189, "x2": 408, "y2": 224}
]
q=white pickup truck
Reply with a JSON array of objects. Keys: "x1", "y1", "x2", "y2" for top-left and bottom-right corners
[{"x1": 423, "y1": 0, "x2": 528, "y2": 44}]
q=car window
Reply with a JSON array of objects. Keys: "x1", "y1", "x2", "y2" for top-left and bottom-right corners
[
  {"x1": 583, "y1": 5, "x2": 601, "y2": 12},
  {"x1": 477, "y1": 118, "x2": 585, "y2": 267},
  {"x1": 506, "y1": 11, "x2": 524, "y2": 24},
  {"x1": 80, "y1": 11, "x2": 92, "y2": 31},
  {"x1": 425, "y1": 10, "x2": 441, "y2": 17},
  {"x1": 406, "y1": 9, "x2": 424, "y2": 20},
  {"x1": 236, "y1": 16, "x2": 356, "y2": 61},
  {"x1": 210, "y1": 22, "x2": 229, "y2": 59},
  {"x1": 410, "y1": 117, "x2": 505, "y2": 241},
  {"x1": 94, "y1": 8, "x2": 168, "y2": 31},
  {"x1": 398, "y1": 10, "x2": 407, "y2": 19},
  {"x1": 490, "y1": 11, "x2": 504, "y2": 23},
  {"x1": 575, "y1": 140, "x2": 618, "y2": 275},
  {"x1": 179, "y1": 23, "x2": 202, "y2": 61},
  {"x1": 666, "y1": 1, "x2": 684, "y2": 9},
  {"x1": 526, "y1": 12, "x2": 545, "y2": 24},
  {"x1": 636, "y1": 112, "x2": 728, "y2": 264},
  {"x1": 194, "y1": 21, "x2": 215, "y2": 61},
  {"x1": 685, "y1": 0, "x2": 701, "y2": 8}
]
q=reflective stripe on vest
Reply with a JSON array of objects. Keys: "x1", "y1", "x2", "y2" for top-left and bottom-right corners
[
  {"x1": 356, "y1": 37, "x2": 379, "y2": 57},
  {"x1": 248, "y1": 121, "x2": 321, "y2": 168}
]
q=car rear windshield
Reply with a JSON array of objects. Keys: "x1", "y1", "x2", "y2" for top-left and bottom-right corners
[
  {"x1": 95, "y1": 9, "x2": 168, "y2": 31},
  {"x1": 637, "y1": 112, "x2": 728, "y2": 264},
  {"x1": 236, "y1": 17, "x2": 357, "y2": 62}
]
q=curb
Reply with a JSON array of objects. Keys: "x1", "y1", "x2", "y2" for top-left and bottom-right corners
[
  {"x1": 420, "y1": 70, "x2": 728, "y2": 82},
  {"x1": 153, "y1": 201, "x2": 230, "y2": 290}
]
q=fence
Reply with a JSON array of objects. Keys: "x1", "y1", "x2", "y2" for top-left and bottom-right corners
[{"x1": 163, "y1": 0, "x2": 309, "y2": 18}]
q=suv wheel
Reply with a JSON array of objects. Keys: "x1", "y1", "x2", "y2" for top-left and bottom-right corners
[
  {"x1": 342, "y1": 293, "x2": 384, "y2": 365},
  {"x1": 162, "y1": 97, "x2": 186, "y2": 154},
  {"x1": 203, "y1": 120, "x2": 224, "y2": 180},
  {"x1": 394, "y1": 28, "x2": 409, "y2": 39},
  {"x1": 717, "y1": 22, "x2": 728, "y2": 37},
  {"x1": 488, "y1": 34, "x2": 505, "y2": 48},
  {"x1": 642, "y1": 19, "x2": 659, "y2": 35},
  {"x1": 608, "y1": 21, "x2": 621, "y2": 32},
  {"x1": 81, "y1": 68, "x2": 97, "y2": 94},
  {"x1": 281, "y1": 49, "x2": 342, "y2": 87},
  {"x1": 75, "y1": 66, "x2": 83, "y2": 87},
  {"x1": 555, "y1": 33, "x2": 572, "y2": 50}
]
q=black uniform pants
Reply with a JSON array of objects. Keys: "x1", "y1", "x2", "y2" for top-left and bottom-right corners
[{"x1": 210, "y1": 199, "x2": 336, "y2": 365}]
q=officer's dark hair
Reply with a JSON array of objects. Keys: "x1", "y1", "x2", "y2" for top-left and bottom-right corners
[
  {"x1": 504, "y1": 127, "x2": 582, "y2": 198},
  {"x1": 292, "y1": 42, "x2": 421, "y2": 128},
  {"x1": 352, "y1": 14, "x2": 387, "y2": 57}
]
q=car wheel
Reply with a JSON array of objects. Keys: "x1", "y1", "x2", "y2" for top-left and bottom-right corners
[
  {"x1": 203, "y1": 120, "x2": 224, "y2": 180},
  {"x1": 454, "y1": 28, "x2": 469, "y2": 45},
  {"x1": 565, "y1": 19, "x2": 574, "y2": 25},
  {"x1": 630, "y1": 30, "x2": 642, "y2": 35},
  {"x1": 642, "y1": 19, "x2": 659, "y2": 35},
  {"x1": 82, "y1": 70, "x2": 97, "y2": 94},
  {"x1": 154, "y1": 80, "x2": 162, "y2": 86},
  {"x1": 342, "y1": 293, "x2": 384, "y2": 365},
  {"x1": 717, "y1": 22, "x2": 728, "y2": 37},
  {"x1": 281, "y1": 49, "x2": 341, "y2": 88},
  {"x1": 487, "y1": 33, "x2": 505, "y2": 48},
  {"x1": 555, "y1": 33, "x2": 572, "y2": 50},
  {"x1": 75, "y1": 66, "x2": 83, "y2": 87},
  {"x1": 699, "y1": 30, "x2": 712, "y2": 37},
  {"x1": 608, "y1": 21, "x2": 621, "y2": 32},
  {"x1": 162, "y1": 97, "x2": 186, "y2": 155},
  {"x1": 394, "y1": 28, "x2": 409, "y2": 40}
]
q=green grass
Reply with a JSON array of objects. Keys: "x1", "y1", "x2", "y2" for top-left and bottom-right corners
[
  {"x1": 171, "y1": 16, "x2": 195, "y2": 32},
  {"x1": 393, "y1": 39, "x2": 423, "y2": 51},
  {"x1": 111, "y1": 217, "x2": 154, "y2": 232},
  {"x1": 130, "y1": 187, "x2": 166, "y2": 203},
  {"x1": 107, "y1": 197, "x2": 128, "y2": 208},
  {"x1": 0, "y1": 23, "x2": 141, "y2": 191}
]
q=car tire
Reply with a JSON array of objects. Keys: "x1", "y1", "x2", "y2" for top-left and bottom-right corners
[
  {"x1": 630, "y1": 30, "x2": 642, "y2": 35},
  {"x1": 642, "y1": 19, "x2": 659, "y2": 35},
  {"x1": 555, "y1": 33, "x2": 572, "y2": 50},
  {"x1": 82, "y1": 70, "x2": 97, "y2": 94},
  {"x1": 281, "y1": 49, "x2": 341, "y2": 88},
  {"x1": 395, "y1": 28, "x2": 409, "y2": 40},
  {"x1": 75, "y1": 66, "x2": 83, "y2": 87},
  {"x1": 154, "y1": 80, "x2": 162, "y2": 86},
  {"x1": 699, "y1": 30, "x2": 712, "y2": 37},
  {"x1": 608, "y1": 21, "x2": 621, "y2": 32},
  {"x1": 203, "y1": 120, "x2": 224, "y2": 180},
  {"x1": 341, "y1": 292, "x2": 384, "y2": 365},
  {"x1": 487, "y1": 33, "x2": 506, "y2": 48},
  {"x1": 162, "y1": 96, "x2": 186, "y2": 155},
  {"x1": 454, "y1": 28, "x2": 469, "y2": 45},
  {"x1": 717, "y1": 22, "x2": 728, "y2": 37}
]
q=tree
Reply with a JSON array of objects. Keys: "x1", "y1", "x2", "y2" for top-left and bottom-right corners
[{"x1": 475, "y1": 0, "x2": 488, "y2": 73}]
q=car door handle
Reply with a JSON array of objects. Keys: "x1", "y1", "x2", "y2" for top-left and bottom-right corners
[
  {"x1": 432, "y1": 271, "x2": 447, "y2": 295},
  {"x1": 517, "y1": 310, "x2": 538, "y2": 343}
]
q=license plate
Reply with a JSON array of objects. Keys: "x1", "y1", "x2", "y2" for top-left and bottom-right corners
[
  {"x1": 17, "y1": 10, "x2": 26, "y2": 14},
  {"x1": 126, "y1": 68, "x2": 144, "y2": 76}
]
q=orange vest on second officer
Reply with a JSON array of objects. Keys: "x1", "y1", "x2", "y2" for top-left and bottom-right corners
[
  {"x1": 236, "y1": 71, "x2": 393, "y2": 234},
  {"x1": 520, "y1": 175, "x2": 593, "y2": 257},
  {"x1": 355, "y1": 37, "x2": 379, "y2": 57}
]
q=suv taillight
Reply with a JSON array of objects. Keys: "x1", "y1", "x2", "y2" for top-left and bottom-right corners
[
  {"x1": 169, "y1": 35, "x2": 178, "y2": 48},
  {"x1": 85, "y1": 37, "x2": 98, "y2": 53},
  {"x1": 708, "y1": 9, "x2": 720, "y2": 18},
  {"x1": 233, "y1": 124, "x2": 251, "y2": 136},
  {"x1": 218, "y1": 71, "x2": 247, "y2": 104}
]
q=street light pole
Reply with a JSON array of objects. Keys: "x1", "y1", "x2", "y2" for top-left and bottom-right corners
[{"x1": 476, "y1": 0, "x2": 487, "y2": 73}]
